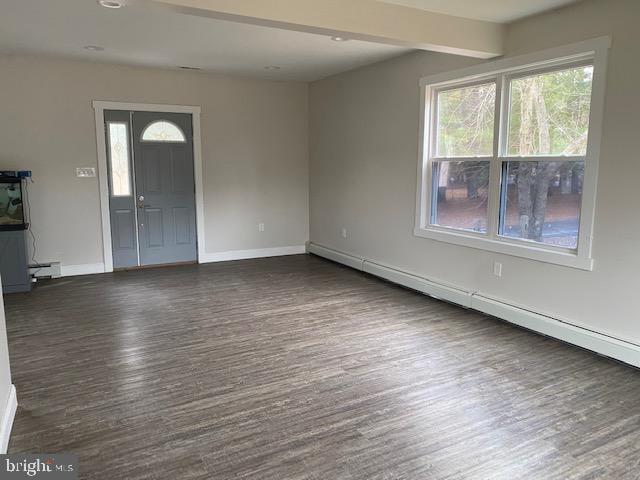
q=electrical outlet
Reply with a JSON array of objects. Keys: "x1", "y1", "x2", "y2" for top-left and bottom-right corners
[
  {"x1": 493, "y1": 262, "x2": 503, "y2": 277},
  {"x1": 258, "y1": 223, "x2": 265, "y2": 232},
  {"x1": 341, "y1": 228, "x2": 347, "y2": 239}
]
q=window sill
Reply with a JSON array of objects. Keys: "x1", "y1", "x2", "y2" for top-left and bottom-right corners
[{"x1": 414, "y1": 227, "x2": 593, "y2": 270}]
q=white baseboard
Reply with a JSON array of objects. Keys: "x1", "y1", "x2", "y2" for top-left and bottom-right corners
[
  {"x1": 308, "y1": 242, "x2": 640, "y2": 369},
  {"x1": 199, "y1": 245, "x2": 307, "y2": 264},
  {"x1": 60, "y1": 263, "x2": 106, "y2": 277},
  {"x1": 0, "y1": 385, "x2": 17, "y2": 454},
  {"x1": 58, "y1": 247, "x2": 307, "y2": 276}
]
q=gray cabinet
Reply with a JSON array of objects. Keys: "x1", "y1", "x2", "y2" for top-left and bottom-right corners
[{"x1": 0, "y1": 230, "x2": 30, "y2": 293}]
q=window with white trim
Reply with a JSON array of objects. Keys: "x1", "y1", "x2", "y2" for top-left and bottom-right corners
[{"x1": 415, "y1": 39, "x2": 608, "y2": 270}]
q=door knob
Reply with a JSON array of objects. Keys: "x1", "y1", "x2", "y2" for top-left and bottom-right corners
[{"x1": 137, "y1": 195, "x2": 145, "y2": 208}]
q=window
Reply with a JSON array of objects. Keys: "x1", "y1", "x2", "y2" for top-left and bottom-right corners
[
  {"x1": 141, "y1": 120, "x2": 186, "y2": 142},
  {"x1": 429, "y1": 82, "x2": 494, "y2": 234},
  {"x1": 416, "y1": 38, "x2": 608, "y2": 269},
  {"x1": 499, "y1": 160, "x2": 584, "y2": 249},
  {"x1": 107, "y1": 122, "x2": 132, "y2": 196},
  {"x1": 436, "y1": 83, "x2": 495, "y2": 157},
  {"x1": 431, "y1": 160, "x2": 490, "y2": 233}
]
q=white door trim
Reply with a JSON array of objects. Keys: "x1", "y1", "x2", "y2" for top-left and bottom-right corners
[{"x1": 93, "y1": 101, "x2": 205, "y2": 272}]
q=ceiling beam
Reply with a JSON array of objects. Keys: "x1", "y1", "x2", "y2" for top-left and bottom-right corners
[{"x1": 145, "y1": 0, "x2": 505, "y2": 59}]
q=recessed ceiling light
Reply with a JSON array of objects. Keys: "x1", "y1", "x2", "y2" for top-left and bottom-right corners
[
  {"x1": 264, "y1": 66, "x2": 281, "y2": 70},
  {"x1": 98, "y1": 0, "x2": 124, "y2": 8},
  {"x1": 84, "y1": 45, "x2": 105, "y2": 51},
  {"x1": 331, "y1": 36, "x2": 348, "y2": 42}
]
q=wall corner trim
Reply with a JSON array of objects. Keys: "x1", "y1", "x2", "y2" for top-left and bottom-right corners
[
  {"x1": 199, "y1": 245, "x2": 307, "y2": 263},
  {"x1": 0, "y1": 385, "x2": 17, "y2": 454},
  {"x1": 308, "y1": 242, "x2": 640, "y2": 369}
]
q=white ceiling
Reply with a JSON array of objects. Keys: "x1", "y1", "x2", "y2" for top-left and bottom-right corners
[
  {"x1": 0, "y1": 0, "x2": 410, "y2": 82},
  {"x1": 0, "y1": 0, "x2": 583, "y2": 81},
  {"x1": 377, "y1": 0, "x2": 581, "y2": 23}
]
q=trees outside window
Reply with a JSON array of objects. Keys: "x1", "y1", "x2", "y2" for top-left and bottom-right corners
[
  {"x1": 501, "y1": 66, "x2": 592, "y2": 247},
  {"x1": 426, "y1": 63, "x2": 593, "y2": 250}
]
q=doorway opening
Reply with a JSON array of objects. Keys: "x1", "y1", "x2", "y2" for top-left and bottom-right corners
[{"x1": 93, "y1": 102, "x2": 205, "y2": 272}]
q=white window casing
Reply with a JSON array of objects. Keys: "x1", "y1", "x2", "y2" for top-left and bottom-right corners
[{"x1": 414, "y1": 37, "x2": 610, "y2": 270}]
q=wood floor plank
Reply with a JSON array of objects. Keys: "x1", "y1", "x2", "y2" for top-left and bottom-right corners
[{"x1": 3, "y1": 254, "x2": 640, "y2": 479}]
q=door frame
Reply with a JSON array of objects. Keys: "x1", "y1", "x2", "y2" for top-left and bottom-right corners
[{"x1": 93, "y1": 101, "x2": 205, "y2": 272}]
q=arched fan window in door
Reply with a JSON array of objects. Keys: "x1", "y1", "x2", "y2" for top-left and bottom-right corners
[{"x1": 141, "y1": 120, "x2": 186, "y2": 142}]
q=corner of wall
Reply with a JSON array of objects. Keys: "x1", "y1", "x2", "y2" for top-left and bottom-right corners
[{"x1": 0, "y1": 384, "x2": 16, "y2": 454}]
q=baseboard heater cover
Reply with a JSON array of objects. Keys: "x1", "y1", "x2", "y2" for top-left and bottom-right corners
[
  {"x1": 308, "y1": 242, "x2": 640, "y2": 369},
  {"x1": 29, "y1": 262, "x2": 61, "y2": 279},
  {"x1": 362, "y1": 260, "x2": 471, "y2": 308},
  {"x1": 307, "y1": 243, "x2": 364, "y2": 271},
  {"x1": 471, "y1": 295, "x2": 640, "y2": 368}
]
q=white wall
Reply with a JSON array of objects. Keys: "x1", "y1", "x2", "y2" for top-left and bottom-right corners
[
  {"x1": 0, "y1": 55, "x2": 309, "y2": 269},
  {"x1": 309, "y1": 0, "x2": 640, "y2": 346}
]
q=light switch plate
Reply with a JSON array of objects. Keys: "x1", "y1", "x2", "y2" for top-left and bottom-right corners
[{"x1": 76, "y1": 167, "x2": 96, "y2": 178}]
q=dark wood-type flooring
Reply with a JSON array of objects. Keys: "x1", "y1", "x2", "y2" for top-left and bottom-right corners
[{"x1": 4, "y1": 254, "x2": 640, "y2": 479}]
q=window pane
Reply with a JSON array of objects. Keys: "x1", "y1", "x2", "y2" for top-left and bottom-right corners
[
  {"x1": 108, "y1": 122, "x2": 131, "y2": 197},
  {"x1": 431, "y1": 161, "x2": 490, "y2": 233},
  {"x1": 436, "y1": 83, "x2": 495, "y2": 157},
  {"x1": 499, "y1": 161, "x2": 583, "y2": 248},
  {"x1": 141, "y1": 121, "x2": 186, "y2": 142},
  {"x1": 507, "y1": 65, "x2": 593, "y2": 156}
]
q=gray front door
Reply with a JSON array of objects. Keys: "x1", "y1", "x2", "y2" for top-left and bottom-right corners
[{"x1": 104, "y1": 110, "x2": 197, "y2": 268}]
